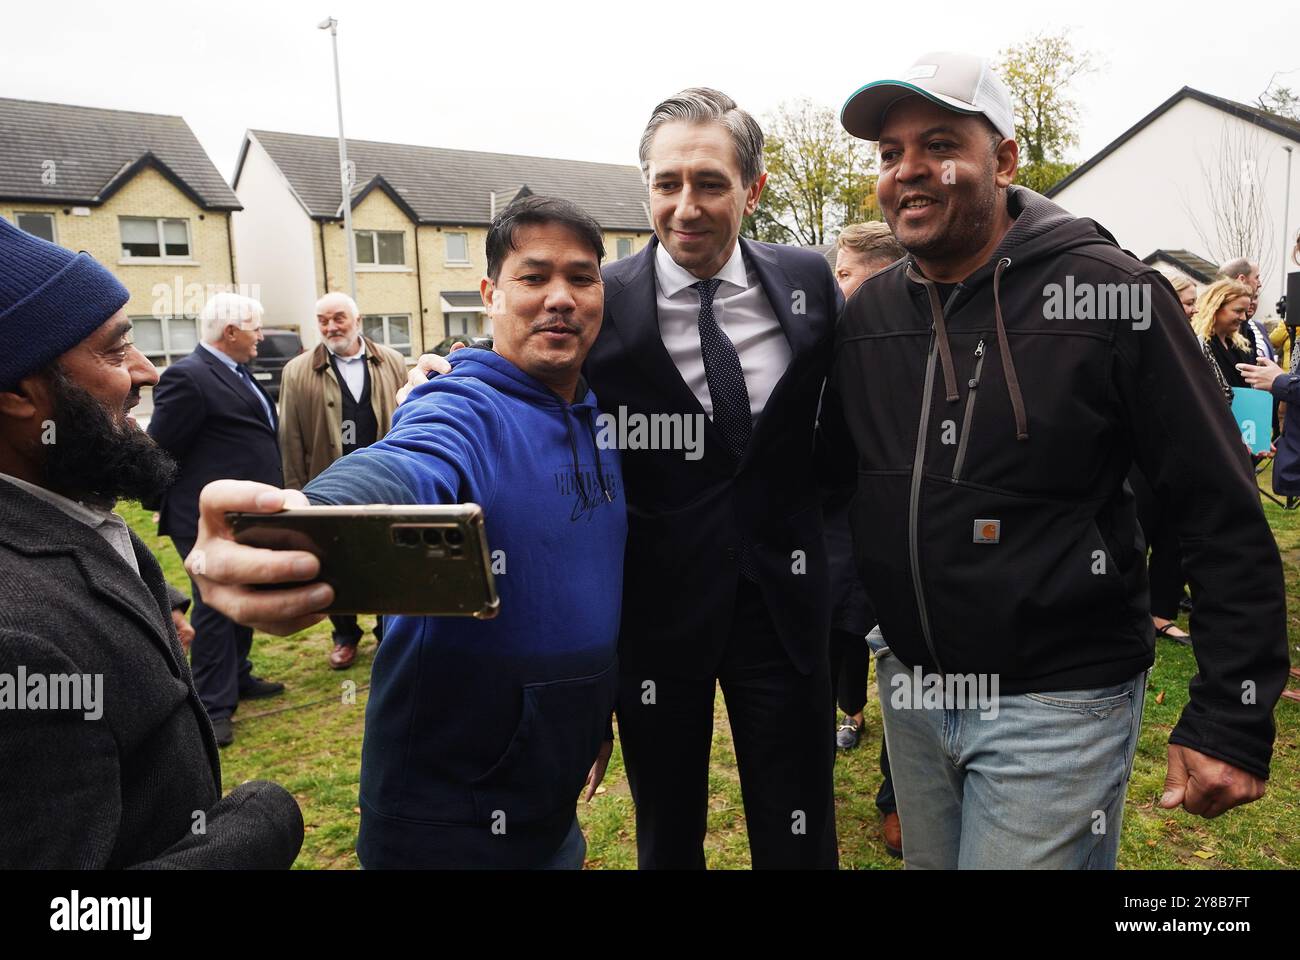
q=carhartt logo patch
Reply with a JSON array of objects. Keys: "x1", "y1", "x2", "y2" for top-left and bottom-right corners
[{"x1": 973, "y1": 519, "x2": 1001, "y2": 543}]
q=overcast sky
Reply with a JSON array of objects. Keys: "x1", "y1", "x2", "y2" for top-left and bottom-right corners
[{"x1": 4, "y1": 0, "x2": 1298, "y2": 183}]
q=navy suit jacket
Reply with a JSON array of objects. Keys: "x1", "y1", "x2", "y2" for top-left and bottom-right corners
[
  {"x1": 586, "y1": 236, "x2": 839, "y2": 676},
  {"x1": 148, "y1": 346, "x2": 282, "y2": 541}
]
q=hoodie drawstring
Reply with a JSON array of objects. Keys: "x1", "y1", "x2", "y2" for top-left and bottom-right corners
[
  {"x1": 907, "y1": 257, "x2": 1029, "y2": 443},
  {"x1": 585, "y1": 412, "x2": 615, "y2": 503},
  {"x1": 991, "y1": 257, "x2": 1029, "y2": 441},
  {"x1": 563, "y1": 404, "x2": 615, "y2": 506},
  {"x1": 907, "y1": 264, "x2": 960, "y2": 403}
]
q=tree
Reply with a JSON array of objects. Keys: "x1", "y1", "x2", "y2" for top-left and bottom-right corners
[
  {"x1": 742, "y1": 99, "x2": 880, "y2": 245},
  {"x1": 996, "y1": 31, "x2": 1095, "y2": 192},
  {"x1": 1014, "y1": 160, "x2": 1077, "y2": 195},
  {"x1": 1256, "y1": 73, "x2": 1300, "y2": 121},
  {"x1": 1183, "y1": 121, "x2": 1275, "y2": 277}
]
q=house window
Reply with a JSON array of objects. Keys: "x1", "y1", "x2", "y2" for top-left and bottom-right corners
[
  {"x1": 363, "y1": 314, "x2": 412, "y2": 357},
  {"x1": 130, "y1": 315, "x2": 199, "y2": 365},
  {"x1": 16, "y1": 212, "x2": 56, "y2": 243},
  {"x1": 355, "y1": 230, "x2": 406, "y2": 266},
  {"x1": 120, "y1": 218, "x2": 191, "y2": 259},
  {"x1": 445, "y1": 232, "x2": 469, "y2": 264},
  {"x1": 617, "y1": 237, "x2": 633, "y2": 259}
]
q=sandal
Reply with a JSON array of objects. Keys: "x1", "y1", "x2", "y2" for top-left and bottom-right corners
[{"x1": 1155, "y1": 622, "x2": 1192, "y2": 646}]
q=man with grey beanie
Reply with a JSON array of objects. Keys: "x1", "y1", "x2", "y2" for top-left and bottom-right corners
[{"x1": 0, "y1": 217, "x2": 303, "y2": 868}]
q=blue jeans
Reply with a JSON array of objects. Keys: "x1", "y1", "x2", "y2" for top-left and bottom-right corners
[
  {"x1": 868, "y1": 630, "x2": 1146, "y2": 869},
  {"x1": 538, "y1": 816, "x2": 587, "y2": 870}
]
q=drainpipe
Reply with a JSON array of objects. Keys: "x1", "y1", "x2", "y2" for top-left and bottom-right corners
[
  {"x1": 318, "y1": 219, "x2": 331, "y2": 291},
  {"x1": 413, "y1": 223, "x2": 425, "y2": 360},
  {"x1": 226, "y1": 212, "x2": 236, "y2": 286}
]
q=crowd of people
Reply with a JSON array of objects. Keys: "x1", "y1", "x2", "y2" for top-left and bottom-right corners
[{"x1": 1, "y1": 49, "x2": 1296, "y2": 870}]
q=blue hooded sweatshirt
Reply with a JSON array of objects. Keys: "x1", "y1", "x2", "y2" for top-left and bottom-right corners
[{"x1": 303, "y1": 349, "x2": 625, "y2": 868}]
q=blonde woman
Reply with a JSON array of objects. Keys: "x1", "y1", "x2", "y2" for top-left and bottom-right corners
[
  {"x1": 1165, "y1": 272, "x2": 1198, "y2": 320},
  {"x1": 1191, "y1": 279, "x2": 1253, "y2": 401},
  {"x1": 1131, "y1": 273, "x2": 1201, "y2": 645}
]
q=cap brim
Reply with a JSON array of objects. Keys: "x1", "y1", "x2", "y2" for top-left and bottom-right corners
[{"x1": 840, "y1": 80, "x2": 982, "y2": 141}]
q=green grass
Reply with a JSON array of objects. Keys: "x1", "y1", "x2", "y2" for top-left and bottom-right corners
[{"x1": 119, "y1": 488, "x2": 1300, "y2": 870}]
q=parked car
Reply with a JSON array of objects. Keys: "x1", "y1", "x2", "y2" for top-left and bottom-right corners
[{"x1": 249, "y1": 328, "x2": 304, "y2": 402}]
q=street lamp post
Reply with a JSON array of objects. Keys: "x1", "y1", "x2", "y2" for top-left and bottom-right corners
[
  {"x1": 1282, "y1": 145, "x2": 1293, "y2": 303},
  {"x1": 318, "y1": 16, "x2": 357, "y2": 302}
]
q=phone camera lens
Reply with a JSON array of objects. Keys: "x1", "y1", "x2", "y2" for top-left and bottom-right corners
[
  {"x1": 393, "y1": 528, "x2": 419, "y2": 547},
  {"x1": 444, "y1": 528, "x2": 465, "y2": 546},
  {"x1": 422, "y1": 528, "x2": 444, "y2": 546}
]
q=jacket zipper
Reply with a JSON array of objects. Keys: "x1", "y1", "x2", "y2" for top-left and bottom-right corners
[
  {"x1": 907, "y1": 285, "x2": 962, "y2": 675},
  {"x1": 951, "y1": 339, "x2": 985, "y2": 481}
]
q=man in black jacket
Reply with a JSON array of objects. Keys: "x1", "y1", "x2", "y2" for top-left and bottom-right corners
[
  {"x1": 827, "y1": 52, "x2": 1289, "y2": 868},
  {"x1": 149, "y1": 293, "x2": 285, "y2": 746},
  {"x1": 0, "y1": 217, "x2": 302, "y2": 868}
]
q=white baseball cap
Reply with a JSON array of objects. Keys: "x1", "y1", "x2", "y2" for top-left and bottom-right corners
[{"x1": 841, "y1": 51, "x2": 1016, "y2": 142}]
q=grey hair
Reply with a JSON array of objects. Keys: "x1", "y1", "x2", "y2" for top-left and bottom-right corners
[
  {"x1": 1217, "y1": 256, "x2": 1257, "y2": 281},
  {"x1": 638, "y1": 87, "x2": 765, "y2": 186},
  {"x1": 199, "y1": 292, "x2": 263, "y2": 342},
  {"x1": 315, "y1": 291, "x2": 359, "y2": 319}
]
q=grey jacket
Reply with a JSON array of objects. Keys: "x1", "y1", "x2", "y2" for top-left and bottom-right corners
[{"x1": 0, "y1": 481, "x2": 303, "y2": 868}]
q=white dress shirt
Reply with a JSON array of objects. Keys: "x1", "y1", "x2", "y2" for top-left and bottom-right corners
[
  {"x1": 0, "y1": 472, "x2": 140, "y2": 576},
  {"x1": 329, "y1": 338, "x2": 368, "y2": 403},
  {"x1": 655, "y1": 241, "x2": 792, "y2": 419}
]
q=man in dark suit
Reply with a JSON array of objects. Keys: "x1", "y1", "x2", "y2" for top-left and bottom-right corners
[
  {"x1": 583, "y1": 88, "x2": 840, "y2": 868},
  {"x1": 148, "y1": 293, "x2": 285, "y2": 746},
  {"x1": 0, "y1": 218, "x2": 302, "y2": 867}
]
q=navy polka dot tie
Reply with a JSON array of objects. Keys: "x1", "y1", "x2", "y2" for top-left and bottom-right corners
[
  {"x1": 693, "y1": 279, "x2": 757, "y2": 581},
  {"x1": 692, "y1": 279, "x2": 752, "y2": 460}
]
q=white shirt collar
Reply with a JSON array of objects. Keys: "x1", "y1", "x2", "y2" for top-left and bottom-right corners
[
  {"x1": 655, "y1": 240, "x2": 748, "y2": 299},
  {"x1": 329, "y1": 338, "x2": 367, "y2": 362}
]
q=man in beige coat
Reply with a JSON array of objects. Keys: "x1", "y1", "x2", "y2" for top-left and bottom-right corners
[{"x1": 279, "y1": 292, "x2": 409, "y2": 669}]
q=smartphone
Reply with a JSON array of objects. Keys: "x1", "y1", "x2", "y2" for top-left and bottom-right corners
[{"x1": 226, "y1": 504, "x2": 499, "y2": 618}]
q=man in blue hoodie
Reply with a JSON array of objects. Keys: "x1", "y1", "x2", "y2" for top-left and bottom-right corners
[{"x1": 186, "y1": 196, "x2": 625, "y2": 869}]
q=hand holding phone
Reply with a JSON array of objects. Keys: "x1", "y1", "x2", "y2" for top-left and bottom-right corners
[
  {"x1": 228, "y1": 504, "x2": 498, "y2": 618},
  {"x1": 187, "y1": 480, "x2": 334, "y2": 636}
]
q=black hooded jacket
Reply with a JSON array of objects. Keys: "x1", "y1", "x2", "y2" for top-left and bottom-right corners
[{"x1": 823, "y1": 186, "x2": 1289, "y2": 780}]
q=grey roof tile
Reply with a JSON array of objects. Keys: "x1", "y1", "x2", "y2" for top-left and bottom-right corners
[
  {"x1": 0, "y1": 97, "x2": 240, "y2": 210},
  {"x1": 1143, "y1": 249, "x2": 1220, "y2": 284},
  {"x1": 246, "y1": 129, "x2": 650, "y2": 230}
]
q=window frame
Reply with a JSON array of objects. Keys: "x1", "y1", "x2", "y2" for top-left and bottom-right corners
[
  {"x1": 362, "y1": 313, "x2": 413, "y2": 357},
  {"x1": 119, "y1": 217, "x2": 193, "y2": 262},
  {"x1": 616, "y1": 237, "x2": 633, "y2": 260},
  {"x1": 15, "y1": 211, "x2": 57, "y2": 244},
  {"x1": 354, "y1": 229, "x2": 408, "y2": 269},
  {"x1": 444, "y1": 231, "x2": 470, "y2": 266},
  {"x1": 129, "y1": 314, "x2": 199, "y2": 365}
]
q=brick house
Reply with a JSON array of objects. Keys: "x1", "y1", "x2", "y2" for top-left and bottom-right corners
[
  {"x1": 0, "y1": 97, "x2": 242, "y2": 366},
  {"x1": 232, "y1": 129, "x2": 654, "y2": 357}
]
